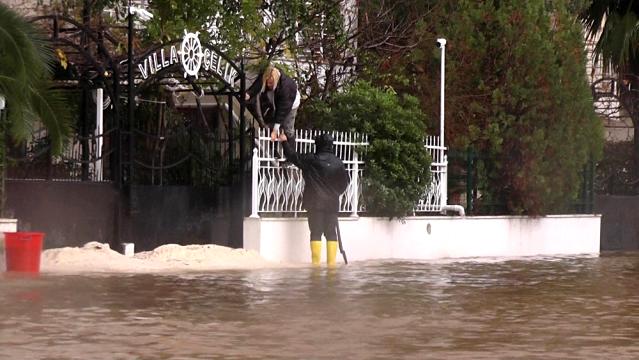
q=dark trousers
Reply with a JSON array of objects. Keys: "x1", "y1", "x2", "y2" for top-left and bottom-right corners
[
  {"x1": 278, "y1": 106, "x2": 297, "y2": 141},
  {"x1": 247, "y1": 92, "x2": 297, "y2": 141},
  {"x1": 307, "y1": 209, "x2": 338, "y2": 241}
]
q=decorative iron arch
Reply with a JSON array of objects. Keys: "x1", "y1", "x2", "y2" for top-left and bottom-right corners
[
  {"x1": 130, "y1": 39, "x2": 245, "y2": 96},
  {"x1": 591, "y1": 76, "x2": 635, "y2": 142},
  {"x1": 121, "y1": 31, "x2": 250, "y2": 191},
  {"x1": 6, "y1": 14, "x2": 125, "y2": 183},
  {"x1": 592, "y1": 77, "x2": 625, "y2": 121},
  {"x1": 10, "y1": 7, "x2": 251, "y2": 249},
  {"x1": 29, "y1": 14, "x2": 122, "y2": 99},
  {"x1": 16, "y1": 15, "x2": 251, "y2": 190}
]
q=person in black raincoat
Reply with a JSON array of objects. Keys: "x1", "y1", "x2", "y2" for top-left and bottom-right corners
[{"x1": 279, "y1": 132, "x2": 349, "y2": 266}]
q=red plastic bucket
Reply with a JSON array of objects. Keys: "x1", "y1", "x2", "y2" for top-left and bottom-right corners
[{"x1": 4, "y1": 232, "x2": 45, "y2": 273}]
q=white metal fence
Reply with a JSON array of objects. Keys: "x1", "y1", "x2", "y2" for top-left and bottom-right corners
[
  {"x1": 250, "y1": 129, "x2": 447, "y2": 217},
  {"x1": 5, "y1": 89, "x2": 109, "y2": 182},
  {"x1": 415, "y1": 136, "x2": 447, "y2": 213},
  {"x1": 250, "y1": 128, "x2": 368, "y2": 216}
]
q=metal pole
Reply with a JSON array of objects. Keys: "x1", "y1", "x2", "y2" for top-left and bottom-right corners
[
  {"x1": 437, "y1": 38, "x2": 447, "y2": 208},
  {"x1": 127, "y1": 0, "x2": 134, "y2": 185},
  {"x1": 335, "y1": 221, "x2": 348, "y2": 264},
  {"x1": 466, "y1": 148, "x2": 473, "y2": 213},
  {"x1": 80, "y1": 83, "x2": 89, "y2": 181},
  {"x1": 239, "y1": 60, "x2": 246, "y2": 216},
  {"x1": 438, "y1": 38, "x2": 446, "y2": 149},
  {"x1": 113, "y1": 66, "x2": 121, "y2": 187},
  {"x1": 228, "y1": 94, "x2": 233, "y2": 181},
  {"x1": 351, "y1": 150, "x2": 359, "y2": 217},
  {"x1": 250, "y1": 148, "x2": 259, "y2": 218},
  {"x1": 96, "y1": 88, "x2": 104, "y2": 181}
]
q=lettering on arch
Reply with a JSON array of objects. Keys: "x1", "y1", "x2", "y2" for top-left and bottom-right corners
[{"x1": 136, "y1": 31, "x2": 240, "y2": 88}]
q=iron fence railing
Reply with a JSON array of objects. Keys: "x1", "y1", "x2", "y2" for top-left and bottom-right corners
[{"x1": 250, "y1": 129, "x2": 446, "y2": 217}]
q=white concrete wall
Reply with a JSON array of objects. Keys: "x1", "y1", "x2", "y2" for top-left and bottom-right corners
[
  {"x1": 0, "y1": 218, "x2": 18, "y2": 271},
  {"x1": 244, "y1": 215, "x2": 601, "y2": 264}
]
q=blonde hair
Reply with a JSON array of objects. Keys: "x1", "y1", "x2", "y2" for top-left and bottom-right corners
[{"x1": 261, "y1": 66, "x2": 281, "y2": 91}]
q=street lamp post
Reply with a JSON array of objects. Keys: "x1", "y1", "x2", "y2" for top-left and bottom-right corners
[
  {"x1": 435, "y1": 38, "x2": 465, "y2": 216},
  {"x1": 436, "y1": 38, "x2": 446, "y2": 149},
  {"x1": 437, "y1": 38, "x2": 465, "y2": 216},
  {"x1": 436, "y1": 38, "x2": 447, "y2": 209}
]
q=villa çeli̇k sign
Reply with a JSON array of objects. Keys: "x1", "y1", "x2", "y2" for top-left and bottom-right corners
[{"x1": 137, "y1": 30, "x2": 238, "y2": 85}]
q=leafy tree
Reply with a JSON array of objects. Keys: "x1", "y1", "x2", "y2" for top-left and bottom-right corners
[
  {"x1": 595, "y1": 141, "x2": 638, "y2": 194},
  {"x1": 368, "y1": 0, "x2": 603, "y2": 214},
  {"x1": 48, "y1": 0, "x2": 422, "y2": 119},
  {"x1": 305, "y1": 81, "x2": 431, "y2": 218},
  {"x1": 140, "y1": 0, "x2": 422, "y2": 109},
  {"x1": 0, "y1": 3, "x2": 71, "y2": 215}
]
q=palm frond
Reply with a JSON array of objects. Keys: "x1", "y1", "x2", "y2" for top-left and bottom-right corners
[
  {"x1": 580, "y1": 0, "x2": 611, "y2": 40},
  {"x1": 0, "y1": 2, "x2": 71, "y2": 155},
  {"x1": 7, "y1": 106, "x2": 33, "y2": 144},
  {"x1": 578, "y1": 0, "x2": 639, "y2": 74},
  {"x1": 0, "y1": 3, "x2": 49, "y2": 88},
  {"x1": 26, "y1": 83, "x2": 72, "y2": 155},
  {"x1": 595, "y1": 10, "x2": 639, "y2": 71}
]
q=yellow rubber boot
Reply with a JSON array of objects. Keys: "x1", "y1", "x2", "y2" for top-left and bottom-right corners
[
  {"x1": 327, "y1": 240, "x2": 338, "y2": 267},
  {"x1": 310, "y1": 241, "x2": 322, "y2": 265}
]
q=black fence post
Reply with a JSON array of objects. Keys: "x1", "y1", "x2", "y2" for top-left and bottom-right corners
[
  {"x1": 81, "y1": 84, "x2": 90, "y2": 181},
  {"x1": 228, "y1": 94, "x2": 234, "y2": 184},
  {"x1": 466, "y1": 147, "x2": 474, "y2": 214},
  {"x1": 587, "y1": 158, "x2": 595, "y2": 213},
  {"x1": 0, "y1": 107, "x2": 6, "y2": 217}
]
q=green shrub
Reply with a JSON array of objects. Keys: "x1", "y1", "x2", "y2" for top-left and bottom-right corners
[
  {"x1": 304, "y1": 81, "x2": 431, "y2": 218},
  {"x1": 369, "y1": 0, "x2": 603, "y2": 214}
]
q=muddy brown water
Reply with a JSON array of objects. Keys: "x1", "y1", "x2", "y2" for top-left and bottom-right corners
[{"x1": 1, "y1": 252, "x2": 638, "y2": 359}]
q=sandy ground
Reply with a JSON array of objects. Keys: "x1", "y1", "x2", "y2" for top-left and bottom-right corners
[{"x1": 33, "y1": 242, "x2": 296, "y2": 274}]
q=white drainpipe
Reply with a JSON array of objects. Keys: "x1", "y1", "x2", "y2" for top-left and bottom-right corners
[
  {"x1": 441, "y1": 204, "x2": 465, "y2": 216},
  {"x1": 439, "y1": 154, "x2": 465, "y2": 217}
]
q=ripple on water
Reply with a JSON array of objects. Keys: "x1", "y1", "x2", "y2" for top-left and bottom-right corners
[{"x1": 0, "y1": 253, "x2": 638, "y2": 359}]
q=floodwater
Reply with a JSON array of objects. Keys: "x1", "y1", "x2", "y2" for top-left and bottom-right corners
[{"x1": 1, "y1": 253, "x2": 638, "y2": 359}]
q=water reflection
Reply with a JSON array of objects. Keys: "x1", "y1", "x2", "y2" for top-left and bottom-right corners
[{"x1": 1, "y1": 253, "x2": 638, "y2": 359}]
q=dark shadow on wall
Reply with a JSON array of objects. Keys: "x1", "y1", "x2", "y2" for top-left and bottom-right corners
[
  {"x1": 6, "y1": 180, "x2": 118, "y2": 249},
  {"x1": 5, "y1": 180, "x2": 242, "y2": 251},
  {"x1": 595, "y1": 195, "x2": 639, "y2": 251}
]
